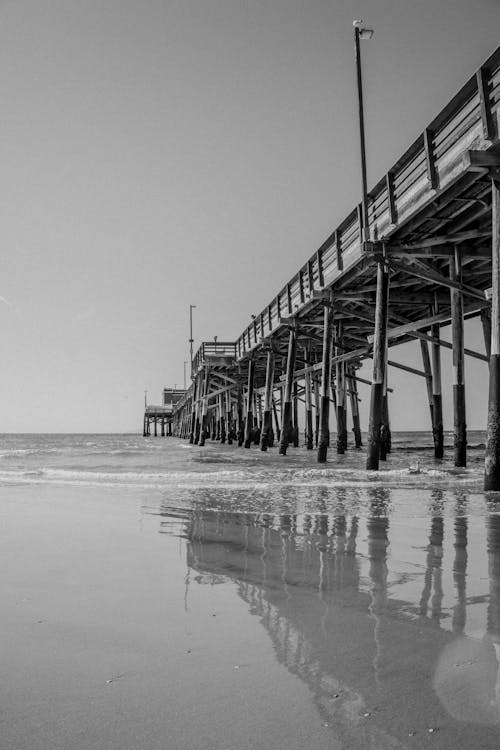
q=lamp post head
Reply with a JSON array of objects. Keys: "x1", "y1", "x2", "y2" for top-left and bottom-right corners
[{"x1": 353, "y1": 19, "x2": 374, "y2": 38}]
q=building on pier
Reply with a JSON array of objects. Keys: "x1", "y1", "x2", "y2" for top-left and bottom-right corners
[
  {"x1": 143, "y1": 388, "x2": 185, "y2": 436},
  {"x1": 152, "y1": 45, "x2": 500, "y2": 488}
]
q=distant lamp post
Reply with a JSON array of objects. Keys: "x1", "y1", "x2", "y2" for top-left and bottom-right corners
[
  {"x1": 144, "y1": 389, "x2": 148, "y2": 408},
  {"x1": 189, "y1": 304, "x2": 196, "y2": 377},
  {"x1": 353, "y1": 19, "x2": 374, "y2": 243},
  {"x1": 183, "y1": 361, "x2": 187, "y2": 391}
]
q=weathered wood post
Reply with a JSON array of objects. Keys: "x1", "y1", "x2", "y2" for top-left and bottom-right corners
[
  {"x1": 272, "y1": 395, "x2": 280, "y2": 443},
  {"x1": 143, "y1": 414, "x2": 147, "y2": 437},
  {"x1": 431, "y1": 301, "x2": 444, "y2": 458},
  {"x1": 313, "y1": 375, "x2": 320, "y2": 447},
  {"x1": 380, "y1": 346, "x2": 391, "y2": 458},
  {"x1": 366, "y1": 255, "x2": 389, "y2": 470},
  {"x1": 244, "y1": 359, "x2": 256, "y2": 448},
  {"x1": 450, "y1": 246, "x2": 466, "y2": 467},
  {"x1": 347, "y1": 365, "x2": 362, "y2": 447},
  {"x1": 198, "y1": 369, "x2": 210, "y2": 446},
  {"x1": 292, "y1": 381, "x2": 299, "y2": 447},
  {"x1": 482, "y1": 308, "x2": 492, "y2": 358},
  {"x1": 226, "y1": 390, "x2": 233, "y2": 444},
  {"x1": 336, "y1": 324, "x2": 347, "y2": 454},
  {"x1": 318, "y1": 302, "x2": 333, "y2": 463},
  {"x1": 279, "y1": 328, "x2": 297, "y2": 455},
  {"x1": 189, "y1": 377, "x2": 198, "y2": 444},
  {"x1": 220, "y1": 394, "x2": 226, "y2": 443},
  {"x1": 161, "y1": 417, "x2": 165, "y2": 437},
  {"x1": 485, "y1": 175, "x2": 500, "y2": 490},
  {"x1": 153, "y1": 417, "x2": 158, "y2": 437},
  {"x1": 260, "y1": 349, "x2": 275, "y2": 451},
  {"x1": 420, "y1": 338, "x2": 436, "y2": 446},
  {"x1": 237, "y1": 383, "x2": 244, "y2": 447},
  {"x1": 304, "y1": 354, "x2": 314, "y2": 450}
]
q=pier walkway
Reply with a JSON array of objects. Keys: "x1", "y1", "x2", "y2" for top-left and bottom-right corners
[{"x1": 161, "y1": 45, "x2": 500, "y2": 488}]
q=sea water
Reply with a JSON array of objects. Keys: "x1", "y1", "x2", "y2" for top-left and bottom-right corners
[{"x1": 2, "y1": 432, "x2": 500, "y2": 749}]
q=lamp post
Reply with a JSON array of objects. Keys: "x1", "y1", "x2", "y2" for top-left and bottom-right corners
[
  {"x1": 189, "y1": 304, "x2": 196, "y2": 377},
  {"x1": 353, "y1": 19, "x2": 374, "y2": 243},
  {"x1": 183, "y1": 361, "x2": 187, "y2": 391}
]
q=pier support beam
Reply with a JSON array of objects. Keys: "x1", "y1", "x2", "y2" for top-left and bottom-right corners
[
  {"x1": 380, "y1": 360, "x2": 391, "y2": 460},
  {"x1": 366, "y1": 258, "x2": 389, "y2": 470},
  {"x1": 431, "y1": 304, "x2": 444, "y2": 458},
  {"x1": 336, "y1": 324, "x2": 348, "y2": 454},
  {"x1": 220, "y1": 395, "x2": 226, "y2": 443},
  {"x1": 292, "y1": 381, "x2": 299, "y2": 447},
  {"x1": 189, "y1": 377, "x2": 198, "y2": 444},
  {"x1": 279, "y1": 329, "x2": 297, "y2": 455},
  {"x1": 450, "y1": 247, "x2": 467, "y2": 467},
  {"x1": 272, "y1": 396, "x2": 280, "y2": 443},
  {"x1": 304, "y1": 352, "x2": 314, "y2": 450},
  {"x1": 244, "y1": 359, "x2": 256, "y2": 449},
  {"x1": 198, "y1": 369, "x2": 210, "y2": 446},
  {"x1": 347, "y1": 365, "x2": 362, "y2": 447},
  {"x1": 236, "y1": 384, "x2": 244, "y2": 446},
  {"x1": 318, "y1": 304, "x2": 333, "y2": 463},
  {"x1": 260, "y1": 350, "x2": 275, "y2": 451},
  {"x1": 485, "y1": 176, "x2": 500, "y2": 490}
]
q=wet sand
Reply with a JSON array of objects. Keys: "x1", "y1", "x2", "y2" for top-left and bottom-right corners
[{"x1": 2, "y1": 479, "x2": 500, "y2": 749}]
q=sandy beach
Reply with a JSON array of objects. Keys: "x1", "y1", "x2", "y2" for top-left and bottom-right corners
[{"x1": 2, "y1": 434, "x2": 500, "y2": 749}]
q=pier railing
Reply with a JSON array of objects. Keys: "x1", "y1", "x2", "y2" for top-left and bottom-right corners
[
  {"x1": 235, "y1": 45, "x2": 500, "y2": 361},
  {"x1": 191, "y1": 341, "x2": 237, "y2": 375}
]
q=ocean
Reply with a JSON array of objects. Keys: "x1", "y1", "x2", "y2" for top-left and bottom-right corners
[{"x1": 2, "y1": 431, "x2": 500, "y2": 749}]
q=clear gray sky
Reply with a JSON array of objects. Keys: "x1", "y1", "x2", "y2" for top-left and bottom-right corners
[{"x1": 0, "y1": 0, "x2": 498, "y2": 432}]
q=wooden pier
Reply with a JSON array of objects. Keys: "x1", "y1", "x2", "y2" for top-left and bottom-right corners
[
  {"x1": 143, "y1": 388, "x2": 185, "y2": 437},
  {"x1": 159, "y1": 46, "x2": 500, "y2": 489}
]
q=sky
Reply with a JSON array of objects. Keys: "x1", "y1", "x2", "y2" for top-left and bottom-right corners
[{"x1": 0, "y1": 0, "x2": 498, "y2": 432}]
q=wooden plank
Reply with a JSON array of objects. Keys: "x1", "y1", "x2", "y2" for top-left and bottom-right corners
[
  {"x1": 387, "y1": 359, "x2": 427, "y2": 378},
  {"x1": 423, "y1": 128, "x2": 438, "y2": 190},
  {"x1": 462, "y1": 150, "x2": 500, "y2": 172},
  {"x1": 316, "y1": 248, "x2": 324, "y2": 288},
  {"x1": 477, "y1": 66, "x2": 495, "y2": 140},
  {"x1": 386, "y1": 171, "x2": 397, "y2": 225},
  {"x1": 335, "y1": 229, "x2": 343, "y2": 271}
]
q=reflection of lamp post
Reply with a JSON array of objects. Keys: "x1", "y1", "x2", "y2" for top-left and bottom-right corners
[
  {"x1": 189, "y1": 304, "x2": 196, "y2": 377},
  {"x1": 353, "y1": 19, "x2": 374, "y2": 243}
]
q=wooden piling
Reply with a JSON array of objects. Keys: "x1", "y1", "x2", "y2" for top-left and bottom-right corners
[
  {"x1": 347, "y1": 365, "x2": 362, "y2": 447},
  {"x1": 292, "y1": 381, "x2": 299, "y2": 447},
  {"x1": 431, "y1": 302, "x2": 444, "y2": 458},
  {"x1": 272, "y1": 396, "x2": 281, "y2": 443},
  {"x1": 189, "y1": 377, "x2": 198, "y2": 444},
  {"x1": 260, "y1": 350, "x2": 275, "y2": 451},
  {"x1": 279, "y1": 329, "x2": 297, "y2": 455},
  {"x1": 366, "y1": 258, "x2": 389, "y2": 470},
  {"x1": 198, "y1": 369, "x2": 210, "y2": 447},
  {"x1": 485, "y1": 176, "x2": 500, "y2": 490},
  {"x1": 237, "y1": 384, "x2": 244, "y2": 446},
  {"x1": 304, "y1": 353, "x2": 313, "y2": 450},
  {"x1": 336, "y1": 324, "x2": 348, "y2": 454},
  {"x1": 244, "y1": 359, "x2": 256, "y2": 448},
  {"x1": 313, "y1": 376, "x2": 320, "y2": 447},
  {"x1": 450, "y1": 247, "x2": 466, "y2": 467},
  {"x1": 318, "y1": 304, "x2": 333, "y2": 463},
  {"x1": 420, "y1": 338, "x2": 436, "y2": 446},
  {"x1": 219, "y1": 394, "x2": 226, "y2": 443}
]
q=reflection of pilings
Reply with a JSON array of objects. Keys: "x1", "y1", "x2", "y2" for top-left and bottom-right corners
[
  {"x1": 420, "y1": 496, "x2": 444, "y2": 623},
  {"x1": 452, "y1": 513, "x2": 468, "y2": 634},
  {"x1": 367, "y1": 489, "x2": 390, "y2": 692},
  {"x1": 487, "y1": 514, "x2": 500, "y2": 645}
]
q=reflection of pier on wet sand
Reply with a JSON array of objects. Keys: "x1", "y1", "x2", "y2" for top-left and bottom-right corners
[{"x1": 160, "y1": 489, "x2": 500, "y2": 746}]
